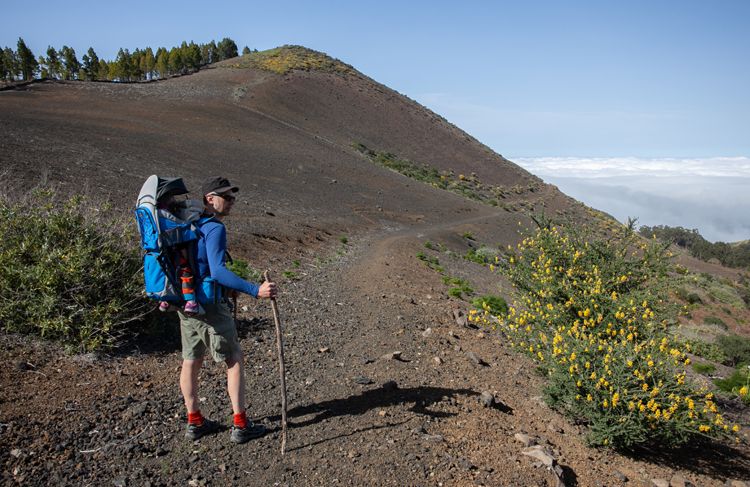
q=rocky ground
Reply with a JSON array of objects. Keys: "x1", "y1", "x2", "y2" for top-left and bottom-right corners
[{"x1": 3, "y1": 219, "x2": 750, "y2": 487}]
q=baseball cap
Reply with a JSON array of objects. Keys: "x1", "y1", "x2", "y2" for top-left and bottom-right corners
[{"x1": 202, "y1": 176, "x2": 239, "y2": 196}]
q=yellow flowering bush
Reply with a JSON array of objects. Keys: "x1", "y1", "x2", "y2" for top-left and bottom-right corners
[{"x1": 473, "y1": 221, "x2": 738, "y2": 448}]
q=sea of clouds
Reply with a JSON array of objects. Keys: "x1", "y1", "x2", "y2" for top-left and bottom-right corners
[{"x1": 511, "y1": 156, "x2": 750, "y2": 243}]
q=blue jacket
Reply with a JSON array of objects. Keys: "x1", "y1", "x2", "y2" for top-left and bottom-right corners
[{"x1": 196, "y1": 219, "x2": 259, "y2": 298}]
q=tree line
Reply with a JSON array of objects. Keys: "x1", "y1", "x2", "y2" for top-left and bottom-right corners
[
  {"x1": 639, "y1": 224, "x2": 750, "y2": 270},
  {"x1": 1, "y1": 37, "x2": 251, "y2": 83}
]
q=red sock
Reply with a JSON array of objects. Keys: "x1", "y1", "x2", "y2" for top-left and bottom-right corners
[
  {"x1": 187, "y1": 410, "x2": 204, "y2": 426},
  {"x1": 233, "y1": 411, "x2": 248, "y2": 429}
]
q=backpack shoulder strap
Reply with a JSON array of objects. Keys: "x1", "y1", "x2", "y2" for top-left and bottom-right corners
[{"x1": 195, "y1": 215, "x2": 221, "y2": 228}]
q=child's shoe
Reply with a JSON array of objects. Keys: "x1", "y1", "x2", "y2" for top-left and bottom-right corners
[
  {"x1": 184, "y1": 300, "x2": 203, "y2": 315},
  {"x1": 159, "y1": 301, "x2": 172, "y2": 312}
]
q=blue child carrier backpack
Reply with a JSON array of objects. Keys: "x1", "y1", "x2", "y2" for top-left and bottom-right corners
[{"x1": 134, "y1": 175, "x2": 219, "y2": 305}]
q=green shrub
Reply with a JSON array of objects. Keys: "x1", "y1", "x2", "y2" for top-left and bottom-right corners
[
  {"x1": 704, "y1": 316, "x2": 728, "y2": 331},
  {"x1": 282, "y1": 270, "x2": 299, "y2": 280},
  {"x1": 714, "y1": 369, "x2": 749, "y2": 394},
  {"x1": 0, "y1": 189, "x2": 151, "y2": 351},
  {"x1": 477, "y1": 222, "x2": 737, "y2": 449},
  {"x1": 443, "y1": 275, "x2": 473, "y2": 299},
  {"x1": 227, "y1": 258, "x2": 262, "y2": 282},
  {"x1": 424, "y1": 241, "x2": 434, "y2": 250},
  {"x1": 462, "y1": 232, "x2": 474, "y2": 240},
  {"x1": 472, "y1": 295, "x2": 508, "y2": 315},
  {"x1": 340, "y1": 235, "x2": 348, "y2": 245},
  {"x1": 464, "y1": 248, "x2": 487, "y2": 265},
  {"x1": 417, "y1": 252, "x2": 443, "y2": 273},
  {"x1": 691, "y1": 362, "x2": 716, "y2": 374},
  {"x1": 675, "y1": 287, "x2": 689, "y2": 301},
  {"x1": 448, "y1": 287, "x2": 464, "y2": 298},
  {"x1": 716, "y1": 335, "x2": 750, "y2": 367},
  {"x1": 683, "y1": 339, "x2": 727, "y2": 363},
  {"x1": 738, "y1": 286, "x2": 750, "y2": 308}
]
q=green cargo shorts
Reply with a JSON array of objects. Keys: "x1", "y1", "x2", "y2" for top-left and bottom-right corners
[{"x1": 179, "y1": 302, "x2": 242, "y2": 363}]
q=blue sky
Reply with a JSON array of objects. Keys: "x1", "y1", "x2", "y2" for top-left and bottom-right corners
[{"x1": 4, "y1": 1, "x2": 749, "y2": 240}]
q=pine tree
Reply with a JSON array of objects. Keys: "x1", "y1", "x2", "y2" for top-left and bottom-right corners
[
  {"x1": 60, "y1": 46, "x2": 80, "y2": 80},
  {"x1": 97, "y1": 59, "x2": 110, "y2": 81},
  {"x1": 16, "y1": 37, "x2": 38, "y2": 80},
  {"x1": 141, "y1": 47, "x2": 155, "y2": 80},
  {"x1": 114, "y1": 48, "x2": 132, "y2": 81},
  {"x1": 217, "y1": 37, "x2": 238, "y2": 60},
  {"x1": 46, "y1": 46, "x2": 62, "y2": 79},
  {"x1": 168, "y1": 47, "x2": 182, "y2": 74},
  {"x1": 203, "y1": 40, "x2": 219, "y2": 64},
  {"x1": 82, "y1": 47, "x2": 100, "y2": 80},
  {"x1": 155, "y1": 47, "x2": 169, "y2": 78},
  {"x1": 185, "y1": 41, "x2": 201, "y2": 71},
  {"x1": 131, "y1": 49, "x2": 144, "y2": 80},
  {"x1": 2, "y1": 47, "x2": 18, "y2": 81},
  {"x1": 242, "y1": 46, "x2": 251, "y2": 55},
  {"x1": 37, "y1": 55, "x2": 49, "y2": 78}
]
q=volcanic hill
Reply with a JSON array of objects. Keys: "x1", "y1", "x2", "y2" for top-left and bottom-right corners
[{"x1": 0, "y1": 45, "x2": 578, "y2": 258}]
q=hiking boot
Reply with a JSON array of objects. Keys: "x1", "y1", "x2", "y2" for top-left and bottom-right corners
[
  {"x1": 230, "y1": 422, "x2": 267, "y2": 444},
  {"x1": 185, "y1": 418, "x2": 219, "y2": 441}
]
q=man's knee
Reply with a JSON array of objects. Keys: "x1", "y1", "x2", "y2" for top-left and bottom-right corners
[{"x1": 182, "y1": 357, "x2": 203, "y2": 371}]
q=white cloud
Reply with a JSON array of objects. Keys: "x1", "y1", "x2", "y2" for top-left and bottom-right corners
[
  {"x1": 513, "y1": 156, "x2": 750, "y2": 179},
  {"x1": 510, "y1": 156, "x2": 750, "y2": 243}
]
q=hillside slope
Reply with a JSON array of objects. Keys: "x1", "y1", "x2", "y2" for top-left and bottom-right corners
[{"x1": 0, "y1": 46, "x2": 573, "y2": 260}]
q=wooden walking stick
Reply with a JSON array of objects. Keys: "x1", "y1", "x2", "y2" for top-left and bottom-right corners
[{"x1": 264, "y1": 270, "x2": 288, "y2": 455}]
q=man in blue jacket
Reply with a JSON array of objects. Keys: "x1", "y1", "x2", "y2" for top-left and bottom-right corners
[{"x1": 179, "y1": 176, "x2": 277, "y2": 444}]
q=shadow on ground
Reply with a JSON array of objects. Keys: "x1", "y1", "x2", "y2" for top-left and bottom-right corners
[
  {"x1": 264, "y1": 384, "x2": 478, "y2": 427},
  {"x1": 262, "y1": 385, "x2": 479, "y2": 451},
  {"x1": 631, "y1": 439, "x2": 750, "y2": 481}
]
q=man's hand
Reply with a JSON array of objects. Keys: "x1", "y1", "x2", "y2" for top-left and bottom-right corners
[{"x1": 257, "y1": 281, "x2": 278, "y2": 299}]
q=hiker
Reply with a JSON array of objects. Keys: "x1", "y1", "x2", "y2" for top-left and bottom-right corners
[{"x1": 179, "y1": 176, "x2": 278, "y2": 444}]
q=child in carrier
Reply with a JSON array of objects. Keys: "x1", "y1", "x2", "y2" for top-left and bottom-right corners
[{"x1": 155, "y1": 178, "x2": 203, "y2": 315}]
